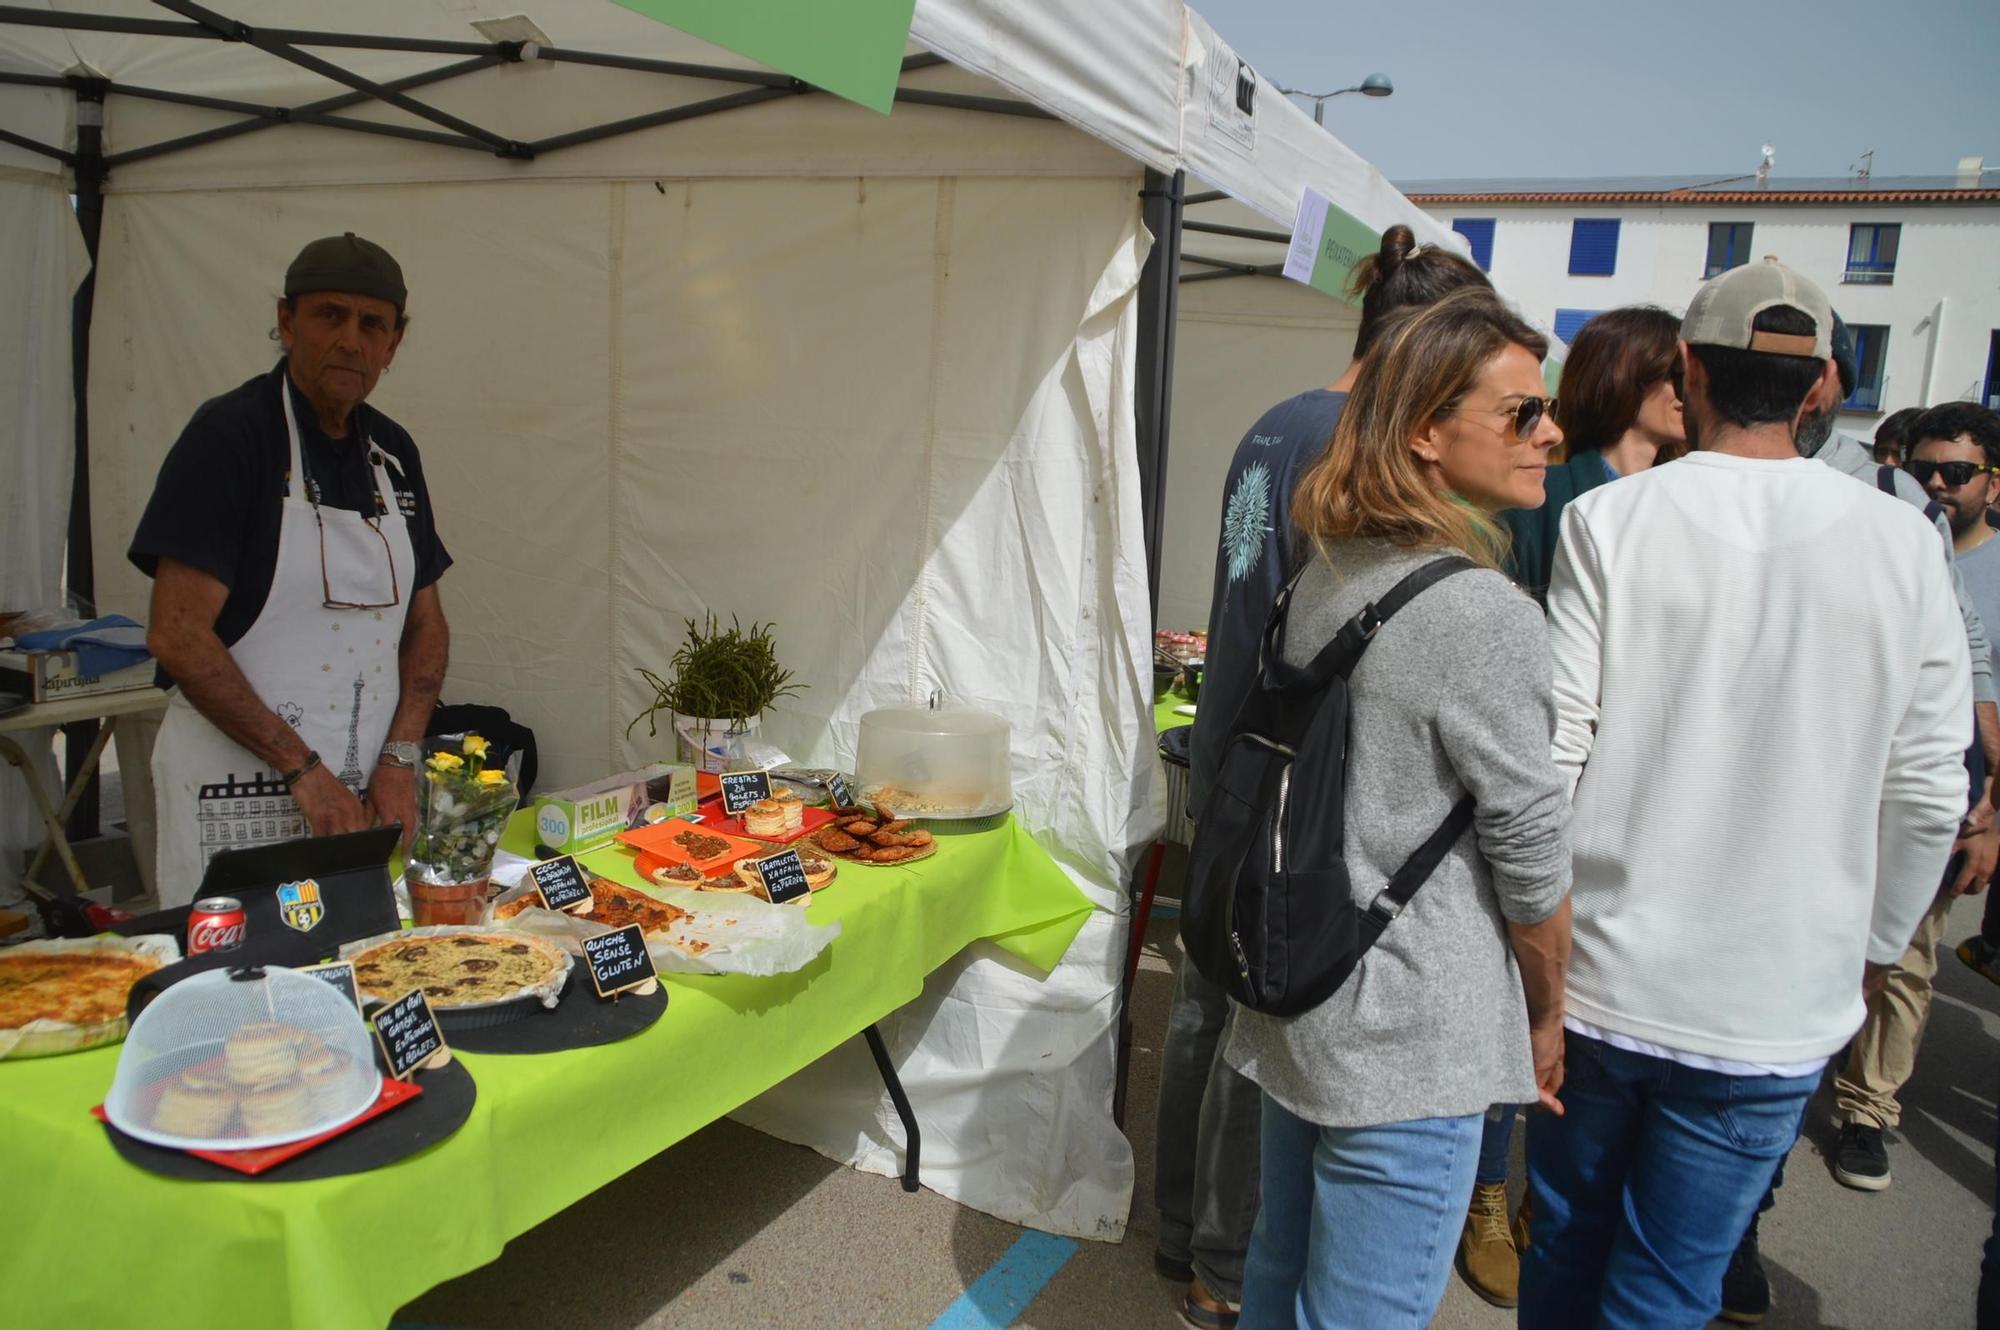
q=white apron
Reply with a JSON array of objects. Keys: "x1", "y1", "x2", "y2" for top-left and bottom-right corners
[{"x1": 151, "y1": 382, "x2": 415, "y2": 906}]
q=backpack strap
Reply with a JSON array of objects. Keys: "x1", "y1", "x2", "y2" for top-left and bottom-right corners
[
  {"x1": 1877, "y1": 464, "x2": 1898, "y2": 496},
  {"x1": 1358, "y1": 794, "x2": 1477, "y2": 944},
  {"x1": 1262, "y1": 555, "x2": 1480, "y2": 690}
]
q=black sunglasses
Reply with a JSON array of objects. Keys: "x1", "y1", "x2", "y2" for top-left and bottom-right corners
[
  {"x1": 1444, "y1": 395, "x2": 1558, "y2": 438},
  {"x1": 1906, "y1": 459, "x2": 2000, "y2": 488}
]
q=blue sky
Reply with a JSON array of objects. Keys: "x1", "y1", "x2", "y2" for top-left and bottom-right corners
[{"x1": 1198, "y1": 0, "x2": 2000, "y2": 182}]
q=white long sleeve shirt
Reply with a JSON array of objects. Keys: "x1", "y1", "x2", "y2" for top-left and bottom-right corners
[{"x1": 1547, "y1": 451, "x2": 1971, "y2": 1065}]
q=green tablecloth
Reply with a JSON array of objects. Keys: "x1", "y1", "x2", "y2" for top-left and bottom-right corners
[
  {"x1": 0, "y1": 815, "x2": 1090, "y2": 1330},
  {"x1": 1155, "y1": 694, "x2": 1195, "y2": 735}
]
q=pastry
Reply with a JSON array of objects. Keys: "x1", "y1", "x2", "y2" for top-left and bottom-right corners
[
  {"x1": 225, "y1": 1022, "x2": 302, "y2": 1087},
  {"x1": 673, "y1": 829, "x2": 734, "y2": 861},
  {"x1": 815, "y1": 828, "x2": 861, "y2": 854},
  {"x1": 303, "y1": 1050, "x2": 352, "y2": 1096},
  {"x1": 648, "y1": 862, "x2": 706, "y2": 886},
  {"x1": 0, "y1": 948, "x2": 165, "y2": 1033},
  {"x1": 743, "y1": 799, "x2": 787, "y2": 838},
  {"x1": 151, "y1": 1079, "x2": 237, "y2": 1136},
  {"x1": 348, "y1": 932, "x2": 568, "y2": 1008},
  {"x1": 239, "y1": 1076, "x2": 312, "y2": 1136},
  {"x1": 771, "y1": 788, "x2": 806, "y2": 832}
]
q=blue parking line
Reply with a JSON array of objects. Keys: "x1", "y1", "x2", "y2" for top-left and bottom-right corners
[{"x1": 927, "y1": 1230, "x2": 1079, "y2": 1329}]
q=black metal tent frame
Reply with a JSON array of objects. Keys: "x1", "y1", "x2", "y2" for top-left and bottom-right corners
[{"x1": 0, "y1": 3, "x2": 1186, "y2": 826}]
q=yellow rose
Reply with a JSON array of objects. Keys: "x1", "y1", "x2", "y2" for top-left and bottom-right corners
[
  {"x1": 427, "y1": 752, "x2": 465, "y2": 772},
  {"x1": 476, "y1": 769, "x2": 508, "y2": 786},
  {"x1": 462, "y1": 735, "x2": 489, "y2": 758}
]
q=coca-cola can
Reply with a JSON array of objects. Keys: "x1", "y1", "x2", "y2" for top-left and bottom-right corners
[{"x1": 187, "y1": 897, "x2": 247, "y2": 956}]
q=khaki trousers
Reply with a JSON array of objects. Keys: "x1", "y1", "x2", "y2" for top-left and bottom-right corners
[{"x1": 1834, "y1": 884, "x2": 1956, "y2": 1130}]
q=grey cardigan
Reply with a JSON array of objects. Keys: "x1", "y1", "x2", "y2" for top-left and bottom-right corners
[{"x1": 1224, "y1": 539, "x2": 1570, "y2": 1128}]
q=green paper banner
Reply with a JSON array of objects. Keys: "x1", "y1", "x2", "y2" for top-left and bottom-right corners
[
  {"x1": 1283, "y1": 187, "x2": 1382, "y2": 305},
  {"x1": 611, "y1": 0, "x2": 918, "y2": 114}
]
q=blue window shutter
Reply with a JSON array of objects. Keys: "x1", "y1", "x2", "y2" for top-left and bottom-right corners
[
  {"x1": 1569, "y1": 218, "x2": 1620, "y2": 275},
  {"x1": 1452, "y1": 217, "x2": 1495, "y2": 271},
  {"x1": 1554, "y1": 308, "x2": 1602, "y2": 345}
]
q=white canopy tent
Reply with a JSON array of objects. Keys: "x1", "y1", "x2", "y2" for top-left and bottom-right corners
[{"x1": 1, "y1": 0, "x2": 1469, "y2": 1238}]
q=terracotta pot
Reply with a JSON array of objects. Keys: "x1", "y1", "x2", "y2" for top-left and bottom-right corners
[{"x1": 409, "y1": 875, "x2": 491, "y2": 927}]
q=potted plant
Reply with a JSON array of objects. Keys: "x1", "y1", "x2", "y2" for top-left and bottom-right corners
[
  {"x1": 407, "y1": 734, "x2": 517, "y2": 925},
  {"x1": 628, "y1": 614, "x2": 805, "y2": 772}
]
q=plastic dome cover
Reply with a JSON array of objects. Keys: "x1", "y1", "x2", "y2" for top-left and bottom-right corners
[
  {"x1": 105, "y1": 966, "x2": 381, "y2": 1151},
  {"x1": 855, "y1": 703, "x2": 1013, "y2": 818}
]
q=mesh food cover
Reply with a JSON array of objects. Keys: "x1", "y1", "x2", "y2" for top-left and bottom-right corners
[{"x1": 105, "y1": 966, "x2": 381, "y2": 1151}]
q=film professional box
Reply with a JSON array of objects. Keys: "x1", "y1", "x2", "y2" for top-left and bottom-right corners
[
  {"x1": 0, "y1": 649, "x2": 158, "y2": 704},
  {"x1": 534, "y1": 763, "x2": 698, "y2": 855}
]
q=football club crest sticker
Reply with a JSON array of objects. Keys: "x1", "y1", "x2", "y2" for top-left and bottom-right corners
[{"x1": 278, "y1": 879, "x2": 325, "y2": 933}]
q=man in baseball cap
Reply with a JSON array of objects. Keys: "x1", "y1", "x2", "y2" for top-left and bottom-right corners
[
  {"x1": 128, "y1": 233, "x2": 453, "y2": 901},
  {"x1": 1521, "y1": 258, "x2": 1972, "y2": 1328}
]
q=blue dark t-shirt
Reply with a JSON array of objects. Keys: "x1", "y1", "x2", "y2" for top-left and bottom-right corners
[{"x1": 1188, "y1": 388, "x2": 1348, "y2": 813}]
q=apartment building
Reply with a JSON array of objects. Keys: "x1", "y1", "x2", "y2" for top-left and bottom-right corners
[{"x1": 1403, "y1": 162, "x2": 2000, "y2": 419}]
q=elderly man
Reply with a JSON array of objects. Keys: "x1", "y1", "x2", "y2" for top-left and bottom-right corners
[{"x1": 130, "y1": 234, "x2": 451, "y2": 905}]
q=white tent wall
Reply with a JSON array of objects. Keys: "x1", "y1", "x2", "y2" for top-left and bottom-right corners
[{"x1": 84, "y1": 162, "x2": 1153, "y2": 1236}]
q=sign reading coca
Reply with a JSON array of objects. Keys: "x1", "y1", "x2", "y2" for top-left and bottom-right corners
[{"x1": 187, "y1": 896, "x2": 247, "y2": 956}]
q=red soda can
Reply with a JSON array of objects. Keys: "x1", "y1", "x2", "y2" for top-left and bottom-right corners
[{"x1": 187, "y1": 897, "x2": 247, "y2": 956}]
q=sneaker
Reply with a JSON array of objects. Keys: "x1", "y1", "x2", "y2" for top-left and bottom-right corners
[
  {"x1": 1718, "y1": 1218, "x2": 1771, "y2": 1324},
  {"x1": 1959, "y1": 936, "x2": 2000, "y2": 987},
  {"x1": 1455, "y1": 1180, "x2": 1520, "y2": 1308},
  {"x1": 1832, "y1": 1121, "x2": 1891, "y2": 1191}
]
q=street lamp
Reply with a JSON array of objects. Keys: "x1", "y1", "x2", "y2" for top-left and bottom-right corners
[{"x1": 1275, "y1": 73, "x2": 1394, "y2": 125}]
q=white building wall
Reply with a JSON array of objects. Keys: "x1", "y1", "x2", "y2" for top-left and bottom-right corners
[{"x1": 1423, "y1": 201, "x2": 2000, "y2": 418}]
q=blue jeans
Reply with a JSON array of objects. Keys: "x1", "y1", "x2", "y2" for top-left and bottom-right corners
[
  {"x1": 1519, "y1": 1033, "x2": 1816, "y2": 1330},
  {"x1": 1239, "y1": 1093, "x2": 1480, "y2": 1330},
  {"x1": 1477, "y1": 1102, "x2": 1519, "y2": 1185}
]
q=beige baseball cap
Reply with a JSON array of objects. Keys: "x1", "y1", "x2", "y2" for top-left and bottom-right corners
[{"x1": 1681, "y1": 256, "x2": 1832, "y2": 359}]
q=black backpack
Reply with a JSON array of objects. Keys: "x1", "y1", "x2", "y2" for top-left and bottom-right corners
[{"x1": 1181, "y1": 557, "x2": 1477, "y2": 1016}]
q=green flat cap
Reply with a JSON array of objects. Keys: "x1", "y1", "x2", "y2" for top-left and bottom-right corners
[{"x1": 284, "y1": 232, "x2": 407, "y2": 313}]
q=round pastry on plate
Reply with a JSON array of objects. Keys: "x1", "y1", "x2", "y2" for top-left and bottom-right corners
[
  {"x1": 225, "y1": 1022, "x2": 301, "y2": 1087},
  {"x1": 648, "y1": 861, "x2": 707, "y2": 887},
  {"x1": 743, "y1": 799, "x2": 787, "y2": 838},
  {"x1": 152, "y1": 1079, "x2": 236, "y2": 1137}
]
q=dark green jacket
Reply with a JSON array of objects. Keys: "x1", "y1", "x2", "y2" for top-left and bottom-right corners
[{"x1": 1502, "y1": 450, "x2": 1615, "y2": 605}]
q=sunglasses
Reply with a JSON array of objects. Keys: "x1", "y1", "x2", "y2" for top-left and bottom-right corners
[
  {"x1": 1905, "y1": 459, "x2": 2000, "y2": 488},
  {"x1": 1444, "y1": 395, "x2": 1558, "y2": 438}
]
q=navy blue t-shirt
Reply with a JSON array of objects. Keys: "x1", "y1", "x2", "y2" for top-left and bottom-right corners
[{"x1": 1188, "y1": 389, "x2": 1348, "y2": 813}]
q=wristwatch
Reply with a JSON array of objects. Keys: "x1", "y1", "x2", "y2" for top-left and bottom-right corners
[{"x1": 377, "y1": 741, "x2": 421, "y2": 769}]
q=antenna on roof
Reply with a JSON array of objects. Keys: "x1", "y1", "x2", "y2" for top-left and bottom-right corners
[
  {"x1": 1757, "y1": 143, "x2": 1775, "y2": 189},
  {"x1": 1851, "y1": 149, "x2": 1874, "y2": 182}
]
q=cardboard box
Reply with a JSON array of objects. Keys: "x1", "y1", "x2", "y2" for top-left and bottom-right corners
[
  {"x1": 533, "y1": 764, "x2": 697, "y2": 855},
  {"x1": 0, "y1": 649, "x2": 157, "y2": 704}
]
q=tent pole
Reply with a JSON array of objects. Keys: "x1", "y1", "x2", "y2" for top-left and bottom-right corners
[
  {"x1": 1134, "y1": 168, "x2": 1184, "y2": 627},
  {"x1": 64, "y1": 76, "x2": 108, "y2": 844}
]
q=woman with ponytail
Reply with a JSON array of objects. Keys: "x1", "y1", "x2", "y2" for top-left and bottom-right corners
[{"x1": 1159, "y1": 226, "x2": 1491, "y2": 1330}]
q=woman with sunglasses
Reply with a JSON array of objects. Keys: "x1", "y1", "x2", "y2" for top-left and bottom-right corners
[
  {"x1": 1224, "y1": 289, "x2": 1572, "y2": 1330},
  {"x1": 1501, "y1": 306, "x2": 1685, "y2": 607}
]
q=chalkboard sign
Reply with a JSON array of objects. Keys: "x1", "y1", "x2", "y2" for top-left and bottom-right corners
[
  {"x1": 828, "y1": 773, "x2": 855, "y2": 809},
  {"x1": 581, "y1": 924, "x2": 658, "y2": 998},
  {"x1": 751, "y1": 849, "x2": 812, "y2": 906},
  {"x1": 719, "y1": 770, "x2": 774, "y2": 816},
  {"x1": 528, "y1": 856, "x2": 592, "y2": 913},
  {"x1": 299, "y1": 960, "x2": 362, "y2": 1014},
  {"x1": 373, "y1": 988, "x2": 446, "y2": 1079}
]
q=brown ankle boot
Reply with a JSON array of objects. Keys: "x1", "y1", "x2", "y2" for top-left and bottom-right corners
[{"x1": 1456, "y1": 1180, "x2": 1520, "y2": 1308}]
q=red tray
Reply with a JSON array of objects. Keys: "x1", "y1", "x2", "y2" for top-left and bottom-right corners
[
  {"x1": 93, "y1": 1075, "x2": 424, "y2": 1177},
  {"x1": 700, "y1": 804, "x2": 836, "y2": 844}
]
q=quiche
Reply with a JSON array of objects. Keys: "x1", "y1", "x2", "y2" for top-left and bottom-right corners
[
  {"x1": 348, "y1": 931, "x2": 569, "y2": 1008},
  {"x1": 0, "y1": 949, "x2": 165, "y2": 1031}
]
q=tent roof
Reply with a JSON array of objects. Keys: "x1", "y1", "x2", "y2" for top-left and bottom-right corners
[{"x1": 0, "y1": 0, "x2": 1466, "y2": 254}]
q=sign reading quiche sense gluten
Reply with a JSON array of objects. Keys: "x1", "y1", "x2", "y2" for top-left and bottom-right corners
[{"x1": 581, "y1": 925, "x2": 659, "y2": 999}]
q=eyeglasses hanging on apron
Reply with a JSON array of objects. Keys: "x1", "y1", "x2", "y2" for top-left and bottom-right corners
[{"x1": 287, "y1": 390, "x2": 404, "y2": 611}]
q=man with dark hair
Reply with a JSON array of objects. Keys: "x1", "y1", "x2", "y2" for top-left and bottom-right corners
[
  {"x1": 1875, "y1": 405, "x2": 1926, "y2": 466},
  {"x1": 1525, "y1": 260, "x2": 1970, "y2": 1330},
  {"x1": 131, "y1": 234, "x2": 452, "y2": 903}
]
